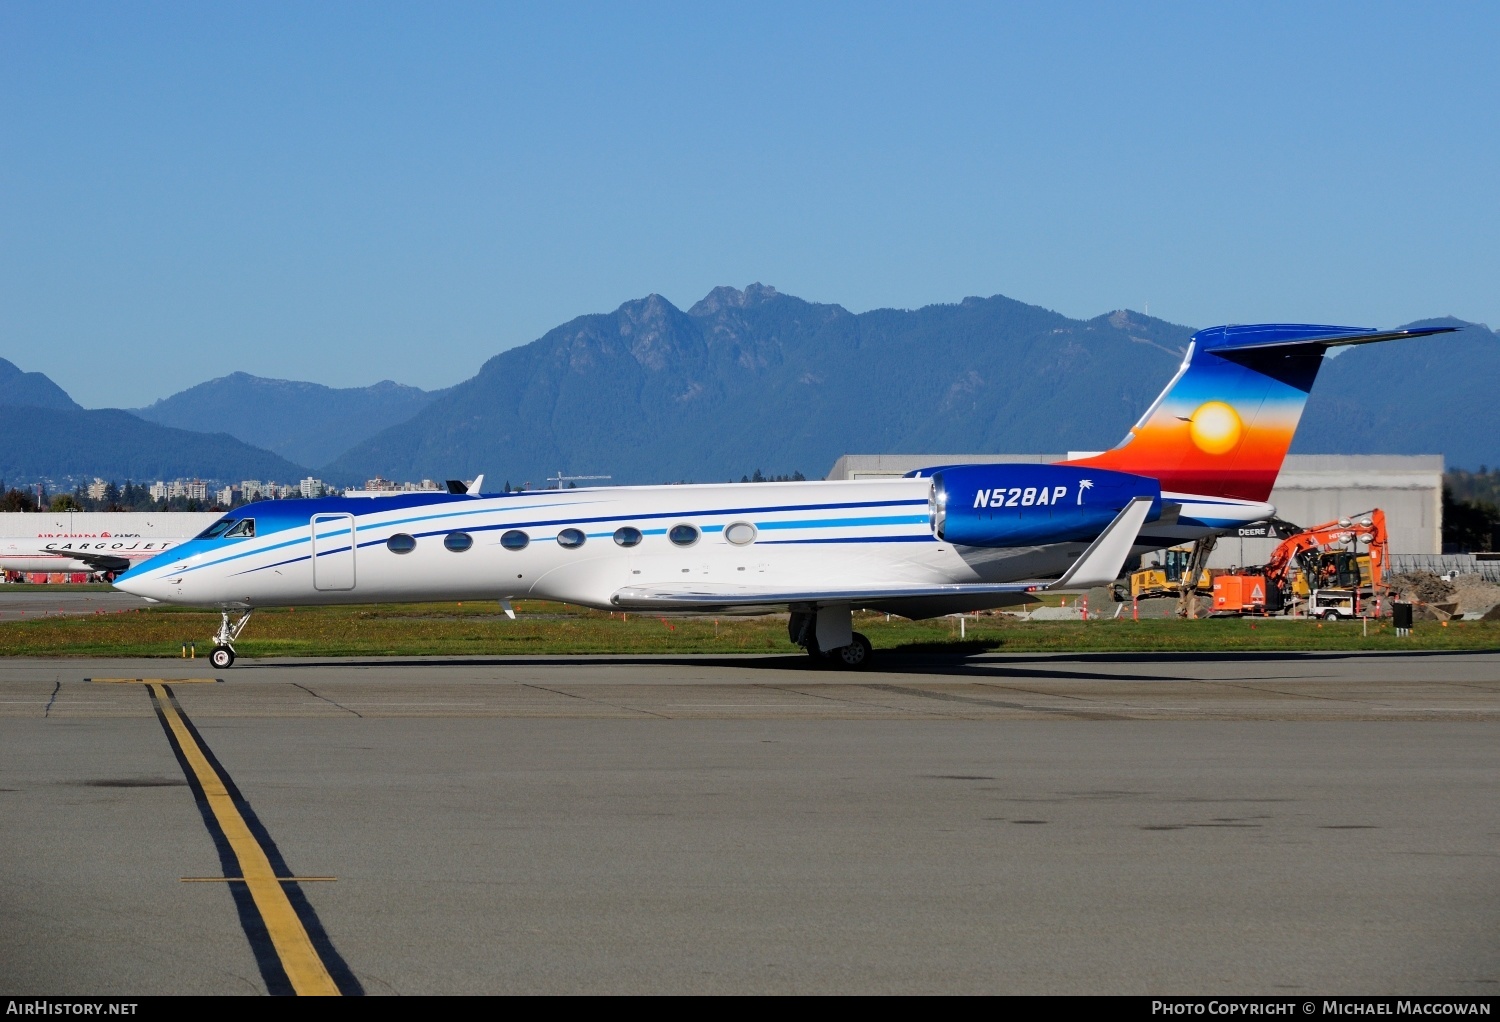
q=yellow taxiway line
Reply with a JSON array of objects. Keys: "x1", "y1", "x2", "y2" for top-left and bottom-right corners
[
  {"x1": 145, "y1": 681, "x2": 343, "y2": 996},
  {"x1": 87, "y1": 677, "x2": 220, "y2": 684}
]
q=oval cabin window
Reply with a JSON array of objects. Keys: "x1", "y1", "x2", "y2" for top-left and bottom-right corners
[
  {"x1": 556, "y1": 528, "x2": 586, "y2": 548},
  {"x1": 387, "y1": 533, "x2": 417, "y2": 554},
  {"x1": 668, "y1": 524, "x2": 699, "y2": 547},
  {"x1": 444, "y1": 532, "x2": 473, "y2": 553},
  {"x1": 613, "y1": 527, "x2": 643, "y2": 547},
  {"x1": 724, "y1": 522, "x2": 756, "y2": 546},
  {"x1": 501, "y1": 530, "x2": 529, "y2": 551}
]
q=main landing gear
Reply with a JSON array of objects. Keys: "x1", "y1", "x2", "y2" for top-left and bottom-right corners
[
  {"x1": 209, "y1": 608, "x2": 253, "y2": 669},
  {"x1": 788, "y1": 606, "x2": 873, "y2": 670}
]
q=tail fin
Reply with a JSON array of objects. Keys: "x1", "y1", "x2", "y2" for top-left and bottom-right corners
[{"x1": 1064, "y1": 323, "x2": 1453, "y2": 502}]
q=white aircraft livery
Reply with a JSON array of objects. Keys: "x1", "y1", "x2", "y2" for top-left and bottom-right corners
[{"x1": 113, "y1": 322, "x2": 1449, "y2": 669}]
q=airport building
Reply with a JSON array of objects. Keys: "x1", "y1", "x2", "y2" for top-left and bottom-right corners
[
  {"x1": 826, "y1": 453, "x2": 1445, "y2": 565},
  {"x1": 0, "y1": 511, "x2": 220, "y2": 540}
]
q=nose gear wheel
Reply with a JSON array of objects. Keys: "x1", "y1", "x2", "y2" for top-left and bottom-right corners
[{"x1": 209, "y1": 608, "x2": 254, "y2": 669}]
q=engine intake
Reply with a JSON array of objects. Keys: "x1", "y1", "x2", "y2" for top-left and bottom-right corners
[{"x1": 930, "y1": 464, "x2": 1160, "y2": 547}]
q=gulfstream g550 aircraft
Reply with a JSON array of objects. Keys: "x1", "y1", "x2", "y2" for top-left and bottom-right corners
[{"x1": 113, "y1": 322, "x2": 1449, "y2": 669}]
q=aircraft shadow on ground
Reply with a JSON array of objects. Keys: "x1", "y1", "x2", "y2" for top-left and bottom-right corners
[{"x1": 231, "y1": 644, "x2": 1495, "y2": 681}]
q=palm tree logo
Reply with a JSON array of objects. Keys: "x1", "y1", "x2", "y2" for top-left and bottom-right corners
[{"x1": 1078, "y1": 479, "x2": 1093, "y2": 505}]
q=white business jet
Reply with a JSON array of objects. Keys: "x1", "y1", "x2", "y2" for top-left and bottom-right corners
[{"x1": 113, "y1": 322, "x2": 1449, "y2": 669}]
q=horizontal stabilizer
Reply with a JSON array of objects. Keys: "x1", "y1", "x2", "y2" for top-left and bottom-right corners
[{"x1": 1202, "y1": 325, "x2": 1455, "y2": 356}]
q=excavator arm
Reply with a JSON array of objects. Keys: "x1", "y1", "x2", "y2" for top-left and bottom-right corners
[{"x1": 1262, "y1": 509, "x2": 1388, "y2": 595}]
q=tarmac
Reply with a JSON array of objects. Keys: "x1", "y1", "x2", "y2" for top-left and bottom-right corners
[
  {"x1": 0, "y1": 587, "x2": 152, "y2": 621},
  {"x1": 2, "y1": 649, "x2": 1498, "y2": 995}
]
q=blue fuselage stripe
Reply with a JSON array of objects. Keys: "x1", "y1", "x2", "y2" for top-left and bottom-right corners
[{"x1": 147, "y1": 497, "x2": 934, "y2": 582}]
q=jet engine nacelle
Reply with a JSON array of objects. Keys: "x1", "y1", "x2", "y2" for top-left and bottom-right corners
[{"x1": 929, "y1": 464, "x2": 1160, "y2": 547}]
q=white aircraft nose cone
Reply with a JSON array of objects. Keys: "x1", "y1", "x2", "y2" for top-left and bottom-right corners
[{"x1": 112, "y1": 565, "x2": 183, "y2": 601}]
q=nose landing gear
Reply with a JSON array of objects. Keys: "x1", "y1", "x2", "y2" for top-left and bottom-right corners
[{"x1": 210, "y1": 608, "x2": 253, "y2": 669}]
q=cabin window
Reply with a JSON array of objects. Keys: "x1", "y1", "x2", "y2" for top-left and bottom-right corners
[
  {"x1": 557, "y1": 528, "x2": 586, "y2": 548},
  {"x1": 444, "y1": 532, "x2": 473, "y2": 552},
  {"x1": 613, "y1": 526, "x2": 643, "y2": 547},
  {"x1": 225, "y1": 519, "x2": 255, "y2": 539},
  {"x1": 387, "y1": 533, "x2": 416, "y2": 554},
  {"x1": 501, "y1": 530, "x2": 529, "y2": 550},
  {"x1": 669, "y1": 524, "x2": 699, "y2": 547},
  {"x1": 724, "y1": 522, "x2": 756, "y2": 546},
  {"x1": 198, "y1": 519, "x2": 236, "y2": 539}
]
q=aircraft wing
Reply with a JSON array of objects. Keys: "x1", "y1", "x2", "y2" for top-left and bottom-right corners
[
  {"x1": 611, "y1": 580, "x2": 1045, "y2": 610},
  {"x1": 60, "y1": 550, "x2": 134, "y2": 574},
  {"x1": 0, "y1": 543, "x2": 133, "y2": 574},
  {"x1": 610, "y1": 496, "x2": 1154, "y2": 611}
]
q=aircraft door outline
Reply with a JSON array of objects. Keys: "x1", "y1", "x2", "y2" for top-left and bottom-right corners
[{"x1": 311, "y1": 514, "x2": 356, "y2": 591}]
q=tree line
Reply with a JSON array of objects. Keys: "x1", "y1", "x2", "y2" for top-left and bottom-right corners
[
  {"x1": 0, "y1": 480, "x2": 221, "y2": 514},
  {"x1": 1443, "y1": 467, "x2": 1500, "y2": 552}
]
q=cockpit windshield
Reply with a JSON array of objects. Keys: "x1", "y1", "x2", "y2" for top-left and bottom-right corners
[
  {"x1": 197, "y1": 518, "x2": 256, "y2": 540},
  {"x1": 198, "y1": 519, "x2": 236, "y2": 540}
]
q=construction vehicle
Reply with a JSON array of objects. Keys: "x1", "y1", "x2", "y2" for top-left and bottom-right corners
[
  {"x1": 1209, "y1": 509, "x2": 1389, "y2": 618},
  {"x1": 1129, "y1": 545, "x2": 1213, "y2": 601}
]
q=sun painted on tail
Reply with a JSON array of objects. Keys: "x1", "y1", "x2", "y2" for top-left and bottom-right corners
[{"x1": 1187, "y1": 401, "x2": 1243, "y2": 455}]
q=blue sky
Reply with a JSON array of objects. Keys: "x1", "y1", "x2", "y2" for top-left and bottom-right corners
[{"x1": 3, "y1": 2, "x2": 1496, "y2": 407}]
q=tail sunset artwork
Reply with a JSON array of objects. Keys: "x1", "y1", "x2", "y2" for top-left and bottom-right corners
[{"x1": 1065, "y1": 323, "x2": 1450, "y2": 502}]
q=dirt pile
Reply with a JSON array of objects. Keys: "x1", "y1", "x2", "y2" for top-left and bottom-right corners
[
  {"x1": 1450, "y1": 573, "x2": 1500, "y2": 617},
  {"x1": 1386, "y1": 571, "x2": 1456, "y2": 603},
  {"x1": 1386, "y1": 570, "x2": 1500, "y2": 619}
]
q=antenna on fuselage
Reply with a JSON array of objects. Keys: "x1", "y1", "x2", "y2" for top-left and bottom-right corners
[{"x1": 547, "y1": 471, "x2": 611, "y2": 490}]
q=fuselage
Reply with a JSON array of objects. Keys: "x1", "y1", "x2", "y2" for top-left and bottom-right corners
[{"x1": 112, "y1": 478, "x2": 1271, "y2": 612}]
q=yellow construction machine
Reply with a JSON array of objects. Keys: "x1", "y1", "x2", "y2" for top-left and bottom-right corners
[{"x1": 1129, "y1": 546, "x2": 1211, "y2": 601}]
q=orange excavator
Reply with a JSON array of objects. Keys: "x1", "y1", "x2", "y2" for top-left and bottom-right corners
[{"x1": 1210, "y1": 510, "x2": 1389, "y2": 617}]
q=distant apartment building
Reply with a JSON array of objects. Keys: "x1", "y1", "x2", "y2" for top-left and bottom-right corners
[
  {"x1": 364, "y1": 476, "x2": 398, "y2": 492},
  {"x1": 216, "y1": 485, "x2": 241, "y2": 506},
  {"x1": 240, "y1": 480, "x2": 263, "y2": 499},
  {"x1": 149, "y1": 481, "x2": 168, "y2": 501},
  {"x1": 299, "y1": 477, "x2": 324, "y2": 499}
]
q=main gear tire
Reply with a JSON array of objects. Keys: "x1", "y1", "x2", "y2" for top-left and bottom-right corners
[{"x1": 831, "y1": 632, "x2": 873, "y2": 670}]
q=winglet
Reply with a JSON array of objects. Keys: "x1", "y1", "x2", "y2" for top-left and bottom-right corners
[
  {"x1": 1045, "y1": 496, "x2": 1153, "y2": 591},
  {"x1": 466, "y1": 475, "x2": 485, "y2": 496}
]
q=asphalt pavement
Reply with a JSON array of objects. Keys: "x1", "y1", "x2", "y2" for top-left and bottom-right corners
[{"x1": 2, "y1": 651, "x2": 1497, "y2": 994}]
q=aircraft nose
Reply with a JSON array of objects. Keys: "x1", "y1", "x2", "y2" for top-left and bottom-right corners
[
  {"x1": 112, "y1": 565, "x2": 178, "y2": 601},
  {"x1": 111, "y1": 572, "x2": 157, "y2": 599}
]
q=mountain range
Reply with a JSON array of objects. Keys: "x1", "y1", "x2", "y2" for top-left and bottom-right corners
[
  {"x1": 131, "y1": 374, "x2": 443, "y2": 468},
  {"x1": 1, "y1": 286, "x2": 1496, "y2": 488}
]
